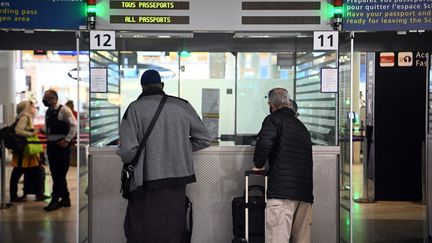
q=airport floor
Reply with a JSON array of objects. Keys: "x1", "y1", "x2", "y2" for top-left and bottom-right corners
[
  {"x1": 350, "y1": 165, "x2": 430, "y2": 243},
  {"x1": 0, "y1": 163, "x2": 430, "y2": 243},
  {"x1": 0, "y1": 165, "x2": 78, "y2": 243}
]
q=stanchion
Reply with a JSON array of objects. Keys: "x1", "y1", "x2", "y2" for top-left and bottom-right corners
[
  {"x1": 354, "y1": 135, "x2": 375, "y2": 204},
  {"x1": 0, "y1": 141, "x2": 12, "y2": 209}
]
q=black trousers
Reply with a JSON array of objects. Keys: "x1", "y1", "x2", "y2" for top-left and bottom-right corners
[
  {"x1": 124, "y1": 186, "x2": 186, "y2": 243},
  {"x1": 9, "y1": 166, "x2": 24, "y2": 199},
  {"x1": 47, "y1": 141, "x2": 71, "y2": 201}
]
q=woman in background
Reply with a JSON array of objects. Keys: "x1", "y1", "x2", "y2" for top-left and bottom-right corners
[{"x1": 9, "y1": 100, "x2": 47, "y2": 202}]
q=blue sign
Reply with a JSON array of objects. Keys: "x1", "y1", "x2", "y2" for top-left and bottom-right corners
[
  {"x1": 0, "y1": 1, "x2": 86, "y2": 30},
  {"x1": 344, "y1": 1, "x2": 432, "y2": 31}
]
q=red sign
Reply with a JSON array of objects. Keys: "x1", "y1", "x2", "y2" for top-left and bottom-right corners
[{"x1": 380, "y1": 52, "x2": 395, "y2": 67}]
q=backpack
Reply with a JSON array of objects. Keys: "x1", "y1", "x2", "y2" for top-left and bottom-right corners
[{"x1": 0, "y1": 120, "x2": 27, "y2": 154}]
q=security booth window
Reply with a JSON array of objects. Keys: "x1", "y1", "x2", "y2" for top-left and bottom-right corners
[{"x1": 88, "y1": 51, "x2": 338, "y2": 147}]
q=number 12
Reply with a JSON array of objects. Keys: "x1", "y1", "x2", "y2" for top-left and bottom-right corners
[{"x1": 94, "y1": 34, "x2": 112, "y2": 47}]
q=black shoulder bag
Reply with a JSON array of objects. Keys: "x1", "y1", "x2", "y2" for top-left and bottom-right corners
[{"x1": 121, "y1": 95, "x2": 168, "y2": 199}]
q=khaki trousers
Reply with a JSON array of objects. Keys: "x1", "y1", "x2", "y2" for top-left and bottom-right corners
[{"x1": 265, "y1": 199, "x2": 312, "y2": 243}]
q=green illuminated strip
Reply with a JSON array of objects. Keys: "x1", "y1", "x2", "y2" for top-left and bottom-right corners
[
  {"x1": 88, "y1": 5, "x2": 97, "y2": 13},
  {"x1": 334, "y1": 6, "x2": 343, "y2": 15},
  {"x1": 322, "y1": 3, "x2": 346, "y2": 20}
]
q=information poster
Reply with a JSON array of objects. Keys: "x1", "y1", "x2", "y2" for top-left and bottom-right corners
[
  {"x1": 321, "y1": 68, "x2": 338, "y2": 93},
  {"x1": 0, "y1": 104, "x2": 3, "y2": 124},
  {"x1": 90, "y1": 68, "x2": 108, "y2": 93},
  {"x1": 344, "y1": 0, "x2": 432, "y2": 31},
  {"x1": 0, "y1": 1, "x2": 86, "y2": 30}
]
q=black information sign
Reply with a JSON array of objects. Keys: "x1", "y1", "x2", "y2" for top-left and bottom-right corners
[
  {"x1": 242, "y1": 16, "x2": 320, "y2": 25},
  {"x1": 110, "y1": 15, "x2": 189, "y2": 24},
  {"x1": 242, "y1": 1, "x2": 320, "y2": 10},
  {"x1": 110, "y1": 1, "x2": 189, "y2": 9}
]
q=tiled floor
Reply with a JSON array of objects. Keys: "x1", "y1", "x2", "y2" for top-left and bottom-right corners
[
  {"x1": 0, "y1": 161, "x2": 431, "y2": 243},
  {"x1": 0, "y1": 165, "x2": 78, "y2": 243},
  {"x1": 351, "y1": 163, "x2": 430, "y2": 243}
]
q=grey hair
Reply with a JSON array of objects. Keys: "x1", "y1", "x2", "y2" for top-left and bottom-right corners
[{"x1": 268, "y1": 88, "x2": 290, "y2": 108}]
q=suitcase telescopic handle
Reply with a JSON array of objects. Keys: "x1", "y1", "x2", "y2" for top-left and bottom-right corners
[
  {"x1": 245, "y1": 170, "x2": 268, "y2": 242},
  {"x1": 245, "y1": 170, "x2": 267, "y2": 176}
]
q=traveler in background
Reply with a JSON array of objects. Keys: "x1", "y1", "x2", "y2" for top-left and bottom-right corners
[
  {"x1": 253, "y1": 88, "x2": 313, "y2": 243},
  {"x1": 289, "y1": 98, "x2": 299, "y2": 117},
  {"x1": 42, "y1": 90, "x2": 77, "y2": 211},
  {"x1": 9, "y1": 101, "x2": 41, "y2": 202},
  {"x1": 65, "y1": 100, "x2": 78, "y2": 120},
  {"x1": 117, "y1": 70, "x2": 211, "y2": 243}
]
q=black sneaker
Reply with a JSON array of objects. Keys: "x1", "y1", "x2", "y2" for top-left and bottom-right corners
[
  {"x1": 60, "y1": 198, "x2": 71, "y2": 207},
  {"x1": 43, "y1": 200, "x2": 62, "y2": 211}
]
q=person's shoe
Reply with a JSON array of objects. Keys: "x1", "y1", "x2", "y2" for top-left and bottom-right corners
[
  {"x1": 10, "y1": 196, "x2": 26, "y2": 202},
  {"x1": 36, "y1": 195, "x2": 51, "y2": 201},
  {"x1": 60, "y1": 198, "x2": 71, "y2": 207},
  {"x1": 43, "y1": 200, "x2": 62, "y2": 211}
]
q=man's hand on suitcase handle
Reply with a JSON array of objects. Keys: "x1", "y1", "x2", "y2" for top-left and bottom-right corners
[
  {"x1": 251, "y1": 166, "x2": 266, "y2": 175},
  {"x1": 252, "y1": 166, "x2": 265, "y2": 171}
]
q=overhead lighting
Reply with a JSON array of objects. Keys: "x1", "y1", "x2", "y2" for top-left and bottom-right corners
[
  {"x1": 137, "y1": 51, "x2": 166, "y2": 56},
  {"x1": 234, "y1": 32, "x2": 312, "y2": 38}
]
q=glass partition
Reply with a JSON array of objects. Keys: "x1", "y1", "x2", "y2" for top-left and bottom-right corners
[
  {"x1": 78, "y1": 52, "x2": 90, "y2": 243},
  {"x1": 296, "y1": 51, "x2": 337, "y2": 145},
  {"x1": 120, "y1": 51, "x2": 179, "y2": 117},
  {"x1": 236, "y1": 52, "x2": 294, "y2": 143},
  {"x1": 339, "y1": 51, "x2": 352, "y2": 243},
  {"x1": 180, "y1": 52, "x2": 236, "y2": 145},
  {"x1": 88, "y1": 51, "x2": 339, "y2": 147},
  {"x1": 89, "y1": 51, "x2": 120, "y2": 146}
]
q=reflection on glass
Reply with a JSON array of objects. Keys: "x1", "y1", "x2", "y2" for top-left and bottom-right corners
[
  {"x1": 296, "y1": 51, "x2": 337, "y2": 146},
  {"x1": 90, "y1": 51, "x2": 120, "y2": 146},
  {"x1": 180, "y1": 52, "x2": 236, "y2": 145},
  {"x1": 237, "y1": 52, "x2": 295, "y2": 137},
  {"x1": 339, "y1": 52, "x2": 351, "y2": 243},
  {"x1": 89, "y1": 51, "x2": 340, "y2": 147},
  {"x1": 120, "y1": 52, "x2": 179, "y2": 118}
]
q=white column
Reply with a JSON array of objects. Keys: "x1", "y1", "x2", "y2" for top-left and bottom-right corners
[{"x1": 0, "y1": 51, "x2": 16, "y2": 125}]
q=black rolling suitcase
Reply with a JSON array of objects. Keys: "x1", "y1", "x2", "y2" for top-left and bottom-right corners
[
  {"x1": 232, "y1": 170, "x2": 267, "y2": 243},
  {"x1": 24, "y1": 165, "x2": 46, "y2": 196}
]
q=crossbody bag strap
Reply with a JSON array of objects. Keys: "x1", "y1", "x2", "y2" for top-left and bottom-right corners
[{"x1": 128, "y1": 95, "x2": 168, "y2": 169}]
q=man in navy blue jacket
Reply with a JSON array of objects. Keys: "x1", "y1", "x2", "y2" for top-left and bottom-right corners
[{"x1": 253, "y1": 88, "x2": 313, "y2": 243}]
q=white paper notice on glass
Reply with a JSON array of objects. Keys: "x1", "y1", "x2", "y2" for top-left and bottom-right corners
[
  {"x1": 320, "y1": 68, "x2": 338, "y2": 93},
  {"x1": 0, "y1": 104, "x2": 3, "y2": 124},
  {"x1": 90, "y1": 68, "x2": 108, "y2": 93}
]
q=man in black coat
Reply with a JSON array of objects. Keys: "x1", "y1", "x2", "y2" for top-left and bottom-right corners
[{"x1": 253, "y1": 88, "x2": 313, "y2": 243}]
